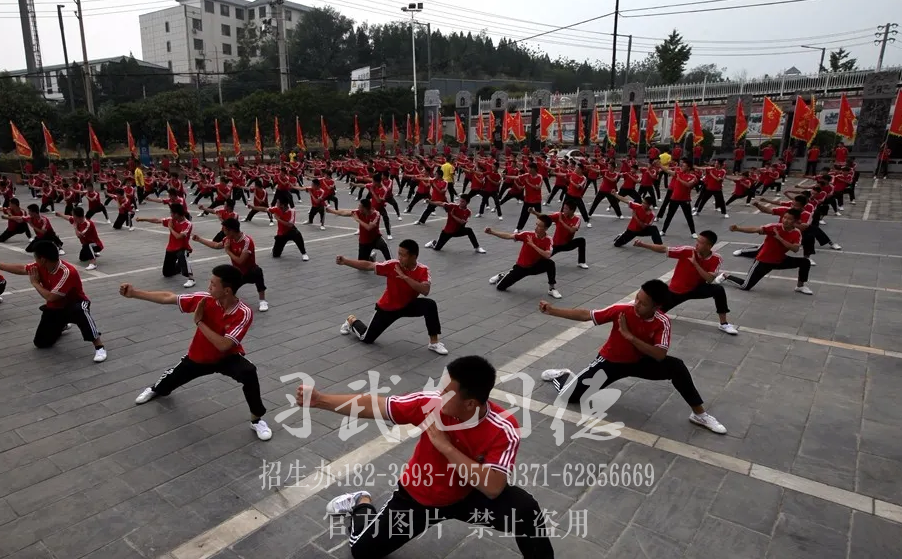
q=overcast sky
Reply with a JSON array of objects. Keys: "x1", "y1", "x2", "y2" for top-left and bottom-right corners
[{"x1": 2, "y1": 0, "x2": 900, "y2": 81}]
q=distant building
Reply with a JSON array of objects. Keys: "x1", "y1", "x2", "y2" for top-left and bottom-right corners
[
  {"x1": 5, "y1": 56, "x2": 167, "y2": 102},
  {"x1": 140, "y1": 0, "x2": 312, "y2": 84},
  {"x1": 783, "y1": 66, "x2": 802, "y2": 76}
]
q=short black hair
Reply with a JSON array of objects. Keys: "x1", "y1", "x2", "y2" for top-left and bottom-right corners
[
  {"x1": 460, "y1": 192, "x2": 473, "y2": 203},
  {"x1": 72, "y1": 207, "x2": 85, "y2": 218},
  {"x1": 32, "y1": 240, "x2": 60, "y2": 262},
  {"x1": 170, "y1": 203, "x2": 185, "y2": 216},
  {"x1": 359, "y1": 198, "x2": 372, "y2": 210},
  {"x1": 447, "y1": 355, "x2": 496, "y2": 403},
  {"x1": 212, "y1": 264, "x2": 243, "y2": 294},
  {"x1": 9, "y1": 197, "x2": 19, "y2": 206},
  {"x1": 794, "y1": 195, "x2": 808, "y2": 205},
  {"x1": 537, "y1": 214, "x2": 552, "y2": 228},
  {"x1": 642, "y1": 196, "x2": 655, "y2": 206},
  {"x1": 225, "y1": 199, "x2": 236, "y2": 209},
  {"x1": 398, "y1": 238, "x2": 419, "y2": 257},
  {"x1": 222, "y1": 217, "x2": 241, "y2": 232},
  {"x1": 641, "y1": 279, "x2": 671, "y2": 308},
  {"x1": 785, "y1": 208, "x2": 801, "y2": 220},
  {"x1": 698, "y1": 230, "x2": 717, "y2": 245},
  {"x1": 562, "y1": 199, "x2": 576, "y2": 211},
  {"x1": 27, "y1": 203, "x2": 39, "y2": 213}
]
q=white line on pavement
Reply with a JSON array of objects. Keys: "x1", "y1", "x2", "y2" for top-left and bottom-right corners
[{"x1": 863, "y1": 200, "x2": 873, "y2": 221}]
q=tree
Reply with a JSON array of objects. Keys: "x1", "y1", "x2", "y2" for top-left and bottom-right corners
[
  {"x1": 655, "y1": 30, "x2": 692, "y2": 84},
  {"x1": 56, "y1": 62, "x2": 99, "y2": 111},
  {"x1": 95, "y1": 56, "x2": 176, "y2": 105},
  {"x1": 680, "y1": 64, "x2": 726, "y2": 84},
  {"x1": 828, "y1": 48, "x2": 858, "y2": 73}
]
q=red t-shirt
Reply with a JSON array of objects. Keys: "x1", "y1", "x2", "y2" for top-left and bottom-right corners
[
  {"x1": 731, "y1": 178, "x2": 752, "y2": 196},
  {"x1": 223, "y1": 234, "x2": 256, "y2": 275},
  {"x1": 68, "y1": 218, "x2": 103, "y2": 250},
  {"x1": 385, "y1": 391, "x2": 520, "y2": 507},
  {"x1": 772, "y1": 206, "x2": 813, "y2": 227},
  {"x1": 756, "y1": 223, "x2": 801, "y2": 264},
  {"x1": 600, "y1": 171, "x2": 619, "y2": 193},
  {"x1": 177, "y1": 293, "x2": 252, "y2": 364},
  {"x1": 429, "y1": 180, "x2": 448, "y2": 203},
  {"x1": 353, "y1": 209, "x2": 381, "y2": 244},
  {"x1": 24, "y1": 261, "x2": 88, "y2": 310},
  {"x1": 29, "y1": 215, "x2": 55, "y2": 238},
  {"x1": 513, "y1": 231, "x2": 552, "y2": 267},
  {"x1": 375, "y1": 260, "x2": 430, "y2": 311},
  {"x1": 591, "y1": 303, "x2": 671, "y2": 363},
  {"x1": 670, "y1": 171, "x2": 696, "y2": 202},
  {"x1": 521, "y1": 174, "x2": 544, "y2": 204},
  {"x1": 667, "y1": 246, "x2": 722, "y2": 294},
  {"x1": 704, "y1": 168, "x2": 726, "y2": 191},
  {"x1": 834, "y1": 146, "x2": 848, "y2": 164},
  {"x1": 550, "y1": 212, "x2": 579, "y2": 245},
  {"x1": 161, "y1": 217, "x2": 193, "y2": 252},
  {"x1": 269, "y1": 207, "x2": 296, "y2": 236},
  {"x1": 762, "y1": 146, "x2": 775, "y2": 161},
  {"x1": 441, "y1": 203, "x2": 470, "y2": 234},
  {"x1": 620, "y1": 172, "x2": 639, "y2": 191},
  {"x1": 627, "y1": 202, "x2": 655, "y2": 232},
  {"x1": 566, "y1": 173, "x2": 588, "y2": 198},
  {"x1": 807, "y1": 147, "x2": 820, "y2": 162}
]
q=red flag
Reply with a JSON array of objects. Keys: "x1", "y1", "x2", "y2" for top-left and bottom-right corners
[
  {"x1": 890, "y1": 90, "x2": 902, "y2": 138},
  {"x1": 516, "y1": 111, "x2": 526, "y2": 141},
  {"x1": 489, "y1": 112, "x2": 496, "y2": 142},
  {"x1": 274, "y1": 117, "x2": 282, "y2": 149},
  {"x1": 735, "y1": 99, "x2": 749, "y2": 142},
  {"x1": 577, "y1": 110, "x2": 585, "y2": 144},
  {"x1": 476, "y1": 112, "x2": 484, "y2": 141},
  {"x1": 671, "y1": 102, "x2": 688, "y2": 143},
  {"x1": 628, "y1": 106, "x2": 640, "y2": 145},
  {"x1": 761, "y1": 97, "x2": 783, "y2": 137},
  {"x1": 539, "y1": 108, "x2": 555, "y2": 141},
  {"x1": 320, "y1": 116, "x2": 331, "y2": 149},
  {"x1": 590, "y1": 107, "x2": 600, "y2": 143},
  {"x1": 254, "y1": 118, "x2": 262, "y2": 154},
  {"x1": 42, "y1": 122, "x2": 60, "y2": 159},
  {"x1": 214, "y1": 119, "x2": 222, "y2": 155},
  {"x1": 187, "y1": 121, "x2": 196, "y2": 154},
  {"x1": 645, "y1": 105, "x2": 658, "y2": 144},
  {"x1": 557, "y1": 109, "x2": 563, "y2": 144},
  {"x1": 295, "y1": 117, "x2": 306, "y2": 151},
  {"x1": 231, "y1": 118, "x2": 241, "y2": 156},
  {"x1": 606, "y1": 106, "x2": 617, "y2": 146},
  {"x1": 790, "y1": 96, "x2": 818, "y2": 145},
  {"x1": 353, "y1": 115, "x2": 361, "y2": 149},
  {"x1": 166, "y1": 122, "x2": 179, "y2": 157},
  {"x1": 10, "y1": 121, "x2": 32, "y2": 159},
  {"x1": 88, "y1": 123, "x2": 104, "y2": 158},
  {"x1": 502, "y1": 111, "x2": 510, "y2": 142},
  {"x1": 406, "y1": 114, "x2": 412, "y2": 144},
  {"x1": 691, "y1": 104, "x2": 704, "y2": 146},
  {"x1": 414, "y1": 113, "x2": 421, "y2": 145},
  {"x1": 392, "y1": 115, "x2": 399, "y2": 144},
  {"x1": 126, "y1": 122, "x2": 137, "y2": 158},
  {"x1": 379, "y1": 117, "x2": 386, "y2": 143},
  {"x1": 836, "y1": 94, "x2": 857, "y2": 141},
  {"x1": 455, "y1": 112, "x2": 466, "y2": 143},
  {"x1": 426, "y1": 115, "x2": 435, "y2": 145}
]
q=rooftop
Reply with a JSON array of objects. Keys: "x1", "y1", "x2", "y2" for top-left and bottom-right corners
[{"x1": 4, "y1": 56, "x2": 167, "y2": 76}]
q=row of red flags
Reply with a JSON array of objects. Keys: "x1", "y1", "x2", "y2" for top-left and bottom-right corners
[{"x1": 7, "y1": 93, "x2": 890, "y2": 159}]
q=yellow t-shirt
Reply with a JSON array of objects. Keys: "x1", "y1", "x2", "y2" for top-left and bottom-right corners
[
  {"x1": 659, "y1": 153, "x2": 672, "y2": 167},
  {"x1": 441, "y1": 162, "x2": 454, "y2": 182},
  {"x1": 134, "y1": 167, "x2": 145, "y2": 187}
]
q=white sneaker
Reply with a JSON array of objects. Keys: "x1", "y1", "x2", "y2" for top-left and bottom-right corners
[
  {"x1": 0, "y1": 296, "x2": 3, "y2": 303},
  {"x1": 605, "y1": 207, "x2": 611, "y2": 212},
  {"x1": 851, "y1": 200, "x2": 857, "y2": 205},
  {"x1": 498, "y1": 216, "x2": 503, "y2": 221},
  {"x1": 425, "y1": 240, "x2": 436, "y2": 249},
  {"x1": 326, "y1": 491, "x2": 371, "y2": 516},
  {"x1": 58, "y1": 249, "x2": 65, "y2": 256},
  {"x1": 105, "y1": 219, "x2": 111, "y2": 225},
  {"x1": 86, "y1": 263, "x2": 97, "y2": 270},
  {"x1": 196, "y1": 211, "x2": 205, "y2": 217},
  {"x1": 745, "y1": 202, "x2": 751, "y2": 206},
  {"x1": 302, "y1": 254, "x2": 310, "y2": 261},
  {"x1": 183, "y1": 279, "x2": 196, "y2": 288},
  {"x1": 250, "y1": 419, "x2": 272, "y2": 441},
  {"x1": 732, "y1": 249, "x2": 743, "y2": 256},
  {"x1": 258, "y1": 301, "x2": 269, "y2": 312},
  {"x1": 830, "y1": 243, "x2": 842, "y2": 250},
  {"x1": 723, "y1": 213, "x2": 730, "y2": 219},
  {"x1": 661, "y1": 231, "x2": 666, "y2": 236},
  {"x1": 93, "y1": 347, "x2": 107, "y2": 363},
  {"x1": 548, "y1": 288, "x2": 562, "y2": 299},
  {"x1": 692, "y1": 209, "x2": 698, "y2": 216},
  {"x1": 475, "y1": 213, "x2": 483, "y2": 218},
  {"x1": 838, "y1": 206, "x2": 845, "y2": 211},
  {"x1": 808, "y1": 258, "x2": 817, "y2": 266},
  {"x1": 386, "y1": 235, "x2": 393, "y2": 240},
  {"x1": 541, "y1": 368, "x2": 571, "y2": 381},
  {"x1": 618, "y1": 215, "x2": 625, "y2": 220},
  {"x1": 489, "y1": 273, "x2": 503, "y2": 285},
  {"x1": 691, "y1": 233, "x2": 699, "y2": 239},
  {"x1": 339, "y1": 321, "x2": 351, "y2": 335},
  {"x1": 795, "y1": 285, "x2": 814, "y2": 295},
  {"x1": 654, "y1": 217, "x2": 659, "y2": 222},
  {"x1": 62, "y1": 323, "x2": 73, "y2": 332},
  {"x1": 689, "y1": 412, "x2": 727, "y2": 434},
  {"x1": 835, "y1": 211, "x2": 842, "y2": 217},
  {"x1": 513, "y1": 229, "x2": 520, "y2": 234},
  {"x1": 578, "y1": 263, "x2": 589, "y2": 269},
  {"x1": 268, "y1": 221, "x2": 274, "y2": 226},
  {"x1": 128, "y1": 226, "x2": 135, "y2": 231},
  {"x1": 819, "y1": 220, "x2": 826, "y2": 225},
  {"x1": 427, "y1": 342, "x2": 449, "y2": 355},
  {"x1": 320, "y1": 225, "x2": 326, "y2": 231},
  {"x1": 475, "y1": 247, "x2": 486, "y2": 254},
  {"x1": 369, "y1": 250, "x2": 377, "y2": 261},
  {"x1": 718, "y1": 323, "x2": 739, "y2": 335},
  {"x1": 135, "y1": 387, "x2": 157, "y2": 404},
  {"x1": 712, "y1": 273, "x2": 727, "y2": 285}
]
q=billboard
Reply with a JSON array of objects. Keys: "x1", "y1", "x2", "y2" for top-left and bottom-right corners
[{"x1": 350, "y1": 66, "x2": 371, "y2": 95}]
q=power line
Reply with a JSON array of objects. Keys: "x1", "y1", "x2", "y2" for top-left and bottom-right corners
[{"x1": 621, "y1": 0, "x2": 814, "y2": 18}]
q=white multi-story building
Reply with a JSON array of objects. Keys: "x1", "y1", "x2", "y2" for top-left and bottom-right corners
[
  {"x1": 5, "y1": 56, "x2": 168, "y2": 102},
  {"x1": 139, "y1": 0, "x2": 311, "y2": 84}
]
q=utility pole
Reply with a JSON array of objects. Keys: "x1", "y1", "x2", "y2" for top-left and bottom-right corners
[
  {"x1": 18, "y1": 0, "x2": 41, "y2": 90},
  {"x1": 73, "y1": 0, "x2": 95, "y2": 115},
  {"x1": 875, "y1": 23, "x2": 898, "y2": 71},
  {"x1": 272, "y1": 0, "x2": 288, "y2": 93},
  {"x1": 800, "y1": 45, "x2": 826, "y2": 73},
  {"x1": 401, "y1": 3, "x2": 423, "y2": 113},
  {"x1": 426, "y1": 22, "x2": 432, "y2": 85},
  {"x1": 57, "y1": 4, "x2": 75, "y2": 110},
  {"x1": 609, "y1": 0, "x2": 619, "y2": 90},
  {"x1": 623, "y1": 35, "x2": 632, "y2": 86}
]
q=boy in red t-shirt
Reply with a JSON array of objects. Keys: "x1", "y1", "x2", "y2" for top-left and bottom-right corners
[
  {"x1": 530, "y1": 200, "x2": 589, "y2": 269},
  {"x1": 135, "y1": 204, "x2": 197, "y2": 287},
  {"x1": 613, "y1": 194, "x2": 662, "y2": 247},
  {"x1": 424, "y1": 194, "x2": 485, "y2": 254},
  {"x1": 485, "y1": 214, "x2": 561, "y2": 298}
]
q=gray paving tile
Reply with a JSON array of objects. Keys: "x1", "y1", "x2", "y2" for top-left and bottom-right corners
[
  {"x1": 632, "y1": 476, "x2": 719, "y2": 544},
  {"x1": 708, "y1": 472, "x2": 783, "y2": 535},
  {"x1": 686, "y1": 516, "x2": 770, "y2": 559},
  {"x1": 766, "y1": 514, "x2": 847, "y2": 559},
  {"x1": 606, "y1": 525, "x2": 686, "y2": 559},
  {"x1": 849, "y1": 511, "x2": 902, "y2": 559}
]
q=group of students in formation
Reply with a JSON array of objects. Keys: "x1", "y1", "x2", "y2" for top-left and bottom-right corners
[{"x1": 0, "y1": 138, "x2": 861, "y2": 558}]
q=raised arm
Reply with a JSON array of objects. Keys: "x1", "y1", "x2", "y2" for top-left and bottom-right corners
[
  {"x1": 135, "y1": 217, "x2": 164, "y2": 224},
  {"x1": 296, "y1": 385, "x2": 388, "y2": 421},
  {"x1": 728, "y1": 224, "x2": 764, "y2": 235},
  {"x1": 192, "y1": 234, "x2": 224, "y2": 250},
  {"x1": 325, "y1": 207, "x2": 355, "y2": 217},
  {"x1": 335, "y1": 255, "x2": 376, "y2": 271},
  {"x1": 633, "y1": 239, "x2": 668, "y2": 253},
  {"x1": 483, "y1": 227, "x2": 515, "y2": 241},
  {"x1": 538, "y1": 301, "x2": 593, "y2": 322},
  {"x1": 0, "y1": 262, "x2": 28, "y2": 275},
  {"x1": 119, "y1": 283, "x2": 178, "y2": 305}
]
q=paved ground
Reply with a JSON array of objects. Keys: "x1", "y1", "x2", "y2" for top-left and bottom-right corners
[{"x1": 1, "y1": 176, "x2": 901, "y2": 559}]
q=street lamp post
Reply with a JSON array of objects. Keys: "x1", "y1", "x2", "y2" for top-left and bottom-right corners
[
  {"x1": 800, "y1": 45, "x2": 826, "y2": 74},
  {"x1": 401, "y1": 3, "x2": 423, "y2": 113}
]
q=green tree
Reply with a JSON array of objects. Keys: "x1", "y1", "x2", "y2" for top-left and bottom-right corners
[
  {"x1": 828, "y1": 48, "x2": 858, "y2": 72},
  {"x1": 94, "y1": 56, "x2": 176, "y2": 105},
  {"x1": 655, "y1": 30, "x2": 692, "y2": 84},
  {"x1": 56, "y1": 62, "x2": 100, "y2": 111},
  {"x1": 680, "y1": 64, "x2": 726, "y2": 84},
  {"x1": 0, "y1": 76, "x2": 59, "y2": 157}
]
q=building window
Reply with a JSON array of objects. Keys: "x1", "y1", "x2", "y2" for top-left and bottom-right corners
[
  {"x1": 166, "y1": 41, "x2": 171, "y2": 52},
  {"x1": 237, "y1": 45, "x2": 246, "y2": 58},
  {"x1": 222, "y1": 43, "x2": 232, "y2": 55},
  {"x1": 220, "y1": 4, "x2": 229, "y2": 17},
  {"x1": 192, "y1": 18, "x2": 202, "y2": 31},
  {"x1": 285, "y1": 9, "x2": 292, "y2": 22},
  {"x1": 164, "y1": 21, "x2": 170, "y2": 32},
  {"x1": 247, "y1": 27, "x2": 256, "y2": 39},
  {"x1": 194, "y1": 38, "x2": 204, "y2": 51},
  {"x1": 204, "y1": 1, "x2": 214, "y2": 13},
  {"x1": 236, "y1": 27, "x2": 245, "y2": 40},
  {"x1": 259, "y1": 6, "x2": 265, "y2": 17},
  {"x1": 235, "y1": 8, "x2": 244, "y2": 20},
  {"x1": 224, "y1": 60, "x2": 233, "y2": 72},
  {"x1": 196, "y1": 58, "x2": 206, "y2": 71},
  {"x1": 167, "y1": 60, "x2": 173, "y2": 70},
  {"x1": 221, "y1": 24, "x2": 230, "y2": 36},
  {"x1": 248, "y1": 9, "x2": 254, "y2": 20}
]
